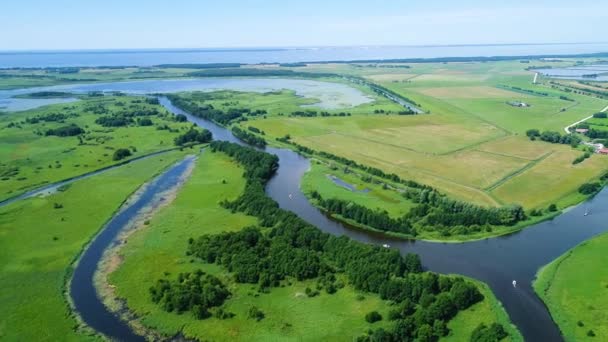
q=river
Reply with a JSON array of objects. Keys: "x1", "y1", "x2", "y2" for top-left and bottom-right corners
[{"x1": 11, "y1": 89, "x2": 604, "y2": 341}]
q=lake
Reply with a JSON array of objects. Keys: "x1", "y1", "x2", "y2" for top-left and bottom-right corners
[{"x1": 0, "y1": 78, "x2": 373, "y2": 111}]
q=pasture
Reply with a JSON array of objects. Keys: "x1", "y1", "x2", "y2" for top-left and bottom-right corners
[{"x1": 534, "y1": 232, "x2": 608, "y2": 342}]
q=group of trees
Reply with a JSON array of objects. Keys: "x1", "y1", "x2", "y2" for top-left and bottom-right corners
[
  {"x1": 231, "y1": 126, "x2": 267, "y2": 148},
  {"x1": 289, "y1": 110, "x2": 352, "y2": 117},
  {"x1": 149, "y1": 270, "x2": 230, "y2": 319},
  {"x1": 310, "y1": 191, "x2": 415, "y2": 236},
  {"x1": 167, "y1": 141, "x2": 504, "y2": 340},
  {"x1": 167, "y1": 95, "x2": 252, "y2": 125},
  {"x1": 526, "y1": 129, "x2": 581, "y2": 146},
  {"x1": 309, "y1": 187, "x2": 526, "y2": 237},
  {"x1": 174, "y1": 128, "x2": 212, "y2": 146},
  {"x1": 25, "y1": 112, "x2": 77, "y2": 124},
  {"x1": 45, "y1": 124, "x2": 84, "y2": 137}
]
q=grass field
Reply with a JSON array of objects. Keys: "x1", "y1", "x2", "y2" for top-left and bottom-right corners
[
  {"x1": 0, "y1": 152, "x2": 185, "y2": 342},
  {"x1": 0, "y1": 95, "x2": 192, "y2": 202},
  {"x1": 232, "y1": 60, "x2": 608, "y2": 210},
  {"x1": 109, "y1": 151, "x2": 518, "y2": 341},
  {"x1": 534, "y1": 232, "x2": 608, "y2": 341},
  {"x1": 301, "y1": 160, "x2": 415, "y2": 217},
  {"x1": 446, "y1": 279, "x2": 522, "y2": 342}
]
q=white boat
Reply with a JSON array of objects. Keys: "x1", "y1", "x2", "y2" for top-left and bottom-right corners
[
  {"x1": 382, "y1": 244, "x2": 390, "y2": 248},
  {"x1": 512, "y1": 280, "x2": 517, "y2": 288},
  {"x1": 288, "y1": 193, "x2": 293, "y2": 200}
]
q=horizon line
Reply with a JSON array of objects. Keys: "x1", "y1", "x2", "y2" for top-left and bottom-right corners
[{"x1": 1, "y1": 41, "x2": 608, "y2": 54}]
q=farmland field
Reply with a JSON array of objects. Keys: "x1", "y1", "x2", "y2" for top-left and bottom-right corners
[{"x1": 232, "y1": 60, "x2": 608, "y2": 210}]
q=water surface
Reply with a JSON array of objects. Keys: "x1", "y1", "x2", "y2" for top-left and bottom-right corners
[{"x1": 0, "y1": 78, "x2": 372, "y2": 111}]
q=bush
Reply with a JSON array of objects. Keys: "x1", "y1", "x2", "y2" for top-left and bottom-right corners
[
  {"x1": 593, "y1": 112, "x2": 607, "y2": 118},
  {"x1": 578, "y1": 182, "x2": 601, "y2": 195},
  {"x1": 113, "y1": 148, "x2": 132, "y2": 161},
  {"x1": 365, "y1": 311, "x2": 382, "y2": 323},
  {"x1": 470, "y1": 323, "x2": 508, "y2": 342},
  {"x1": 247, "y1": 306, "x2": 265, "y2": 321},
  {"x1": 548, "y1": 204, "x2": 558, "y2": 212},
  {"x1": 587, "y1": 330, "x2": 596, "y2": 337}
]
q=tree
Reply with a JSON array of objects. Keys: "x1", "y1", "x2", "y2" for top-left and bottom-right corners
[{"x1": 113, "y1": 148, "x2": 132, "y2": 161}]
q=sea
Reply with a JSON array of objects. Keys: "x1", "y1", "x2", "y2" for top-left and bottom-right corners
[{"x1": 1, "y1": 43, "x2": 608, "y2": 68}]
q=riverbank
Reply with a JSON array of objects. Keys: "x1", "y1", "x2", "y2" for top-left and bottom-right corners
[
  {"x1": 533, "y1": 231, "x2": 608, "y2": 341},
  {"x1": 93, "y1": 154, "x2": 197, "y2": 340},
  {"x1": 0, "y1": 151, "x2": 184, "y2": 341}
]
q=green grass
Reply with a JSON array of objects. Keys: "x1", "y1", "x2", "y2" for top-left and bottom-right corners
[
  {"x1": 446, "y1": 279, "x2": 523, "y2": 342},
  {"x1": 0, "y1": 95, "x2": 192, "y2": 201},
  {"x1": 534, "y1": 232, "x2": 608, "y2": 342},
  {"x1": 0, "y1": 151, "x2": 186, "y2": 342},
  {"x1": 301, "y1": 160, "x2": 415, "y2": 217}
]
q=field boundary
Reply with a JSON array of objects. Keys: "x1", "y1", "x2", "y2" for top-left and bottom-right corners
[{"x1": 485, "y1": 151, "x2": 553, "y2": 192}]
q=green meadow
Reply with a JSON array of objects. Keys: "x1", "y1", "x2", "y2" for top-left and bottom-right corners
[
  {"x1": 534, "y1": 232, "x2": 608, "y2": 342},
  {"x1": 0, "y1": 95, "x2": 192, "y2": 202},
  {"x1": 0, "y1": 152, "x2": 185, "y2": 341}
]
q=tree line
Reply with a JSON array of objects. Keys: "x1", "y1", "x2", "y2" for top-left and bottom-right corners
[
  {"x1": 231, "y1": 126, "x2": 267, "y2": 148},
  {"x1": 526, "y1": 129, "x2": 581, "y2": 146}
]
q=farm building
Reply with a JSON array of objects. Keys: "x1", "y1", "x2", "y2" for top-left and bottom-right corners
[
  {"x1": 575, "y1": 128, "x2": 589, "y2": 134},
  {"x1": 507, "y1": 101, "x2": 530, "y2": 108},
  {"x1": 598, "y1": 148, "x2": 608, "y2": 155}
]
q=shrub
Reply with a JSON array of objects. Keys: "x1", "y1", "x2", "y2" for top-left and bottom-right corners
[
  {"x1": 470, "y1": 323, "x2": 508, "y2": 342},
  {"x1": 365, "y1": 311, "x2": 382, "y2": 323},
  {"x1": 247, "y1": 306, "x2": 265, "y2": 321},
  {"x1": 113, "y1": 148, "x2": 132, "y2": 161}
]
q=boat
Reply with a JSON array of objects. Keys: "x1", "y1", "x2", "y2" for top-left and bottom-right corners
[
  {"x1": 512, "y1": 280, "x2": 517, "y2": 288},
  {"x1": 382, "y1": 243, "x2": 390, "y2": 248},
  {"x1": 288, "y1": 193, "x2": 293, "y2": 200}
]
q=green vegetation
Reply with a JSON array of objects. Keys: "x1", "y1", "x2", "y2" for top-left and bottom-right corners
[
  {"x1": 0, "y1": 152, "x2": 185, "y2": 341},
  {"x1": 0, "y1": 95, "x2": 193, "y2": 202},
  {"x1": 534, "y1": 232, "x2": 608, "y2": 341},
  {"x1": 110, "y1": 146, "x2": 517, "y2": 341}
]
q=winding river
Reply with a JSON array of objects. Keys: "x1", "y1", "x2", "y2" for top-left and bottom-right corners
[{"x1": 5, "y1": 80, "x2": 607, "y2": 341}]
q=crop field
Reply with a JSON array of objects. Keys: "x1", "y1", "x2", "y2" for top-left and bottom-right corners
[
  {"x1": 0, "y1": 95, "x2": 192, "y2": 202},
  {"x1": 109, "y1": 151, "x2": 518, "y2": 341},
  {"x1": 238, "y1": 59, "x2": 608, "y2": 209},
  {"x1": 534, "y1": 232, "x2": 608, "y2": 342},
  {"x1": 0, "y1": 152, "x2": 185, "y2": 341}
]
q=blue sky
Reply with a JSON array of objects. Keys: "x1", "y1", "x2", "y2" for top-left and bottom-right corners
[{"x1": 1, "y1": 0, "x2": 606, "y2": 50}]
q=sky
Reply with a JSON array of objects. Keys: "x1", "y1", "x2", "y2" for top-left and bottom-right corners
[{"x1": 1, "y1": 0, "x2": 606, "y2": 50}]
